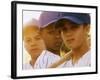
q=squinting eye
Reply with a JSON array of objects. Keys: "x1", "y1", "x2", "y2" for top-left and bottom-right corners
[
  {"x1": 71, "y1": 27, "x2": 77, "y2": 30},
  {"x1": 48, "y1": 30, "x2": 55, "y2": 34},
  {"x1": 35, "y1": 36, "x2": 41, "y2": 40},
  {"x1": 25, "y1": 39, "x2": 31, "y2": 43},
  {"x1": 62, "y1": 27, "x2": 67, "y2": 32},
  {"x1": 55, "y1": 29, "x2": 61, "y2": 34},
  {"x1": 71, "y1": 25, "x2": 80, "y2": 30}
]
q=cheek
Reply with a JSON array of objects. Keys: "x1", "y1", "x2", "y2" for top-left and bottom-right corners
[
  {"x1": 47, "y1": 35, "x2": 54, "y2": 40},
  {"x1": 39, "y1": 40, "x2": 45, "y2": 47},
  {"x1": 61, "y1": 34, "x2": 67, "y2": 45},
  {"x1": 24, "y1": 43, "x2": 30, "y2": 51},
  {"x1": 74, "y1": 33, "x2": 85, "y2": 45},
  {"x1": 46, "y1": 36, "x2": 55, "y2": 44},
  {"x1": 42, "y1": 34, "x2": 49, "y2": 42}
]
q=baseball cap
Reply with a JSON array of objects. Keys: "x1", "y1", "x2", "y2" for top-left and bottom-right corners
[
  {"x1": 39, "y1": 11, "x2": 90, "y2": 28},
  {"x1": 59, "y1": 12, "x2": 90, "y2": 24},
  {"x1": 39, "y1": 11, "x2": 61, "y2": 27}
]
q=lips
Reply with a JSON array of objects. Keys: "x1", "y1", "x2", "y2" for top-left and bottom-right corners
[
  {"x1": 55, "y1": 41, "x2": 62, "y2": 46},
  {"x1": 55, "y1": 43, "x2": 61, "y2": 48},
  {"x1": 31, "y1": 48, "x2": 39, "y2": 52},
  {"x1": 66, "y1": 39, "x2": 74, "y2": 43}
]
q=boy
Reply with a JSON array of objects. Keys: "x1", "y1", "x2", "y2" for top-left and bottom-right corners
[
  {"x1": 39, "y1": 12, "x2": 62, "y2": 55},
  {"x1": 49, "y1": 12, "x2": 91, "y2": 67},
  {"x1": 23, "y1": 19, "x2": 60, "y2": 69},
  {"x1": 23, "y1": 19, "x2": 46, "y2": 69},
  {"x1": 33, "y1": 12, "x2": 62, "y2": 68}
]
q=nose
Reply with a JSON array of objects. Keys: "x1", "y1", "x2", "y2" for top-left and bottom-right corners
[
  {"x1": 66, "y1": 32, "x2": 72, "y2": 37},
  {"x1": 55, "y1": 30, "x2": 61, "y2": 38},
  {"x1": 55, "y1": 34, "x2": 62, "y2": 42},
  {"x1": 55, "y1": 34, "x2": 62, "y2": 43},
  {"x1": 30, "y1": 39, "x2": 37, "y2": 47},
  {"x1": 30, "y1": 43, "x2": 37, "y2": 47},
  {"x1": 55, "y1": 34, "x2": 61, "y2": 38},
  {"x1": 63, "y1": 29, "x2": 73, "y2": 36}
]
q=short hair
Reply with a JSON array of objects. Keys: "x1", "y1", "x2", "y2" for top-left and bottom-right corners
[{"x1": 23, "y1": 19, "x2": 40, "y2": 39}]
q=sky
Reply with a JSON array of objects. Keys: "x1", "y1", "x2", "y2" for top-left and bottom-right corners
[{"x1": 23, "y1": 10, "x2": 42, "y2": 24}]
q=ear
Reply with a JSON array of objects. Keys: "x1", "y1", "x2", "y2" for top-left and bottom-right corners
[
  {"x1": 86, "y1": 24, "x2": 90, "y2": 33},
  {"x1": 84, "y1": 24, "x2": 90, "y2": 38},
  {"x1": 84, "y1": 24, "x2": 90, "y2": 34}
]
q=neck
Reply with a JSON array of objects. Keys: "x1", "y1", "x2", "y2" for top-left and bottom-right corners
[
  {"x1": 47, "y1": 49, "x2": 60, "y2": 55},
  {"x1": 71, "y1": 41, "x2": 90, "y2": 64},
  {"x1": 30, "y1": 53, "x2": 40, "y2": 67},
  {"x1": 30, "y1": 59, "x2": 36, "y2": 67}
]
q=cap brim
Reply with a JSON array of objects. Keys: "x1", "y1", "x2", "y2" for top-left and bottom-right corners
[
  {"x1": 58, "y1": 16, "x2": 84, "y2": 24},
  {"x1": 41, "y1": 19, "x2": 58, "y2": 28}
]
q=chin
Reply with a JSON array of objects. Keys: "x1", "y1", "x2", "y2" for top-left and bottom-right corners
[{"x1": 67, "y1": 44, "x2": 74, "y2": 49}]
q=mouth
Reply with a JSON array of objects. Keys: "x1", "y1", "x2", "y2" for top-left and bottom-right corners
[
  {"x1": 66, "y1": 39, "x2": 74, "y2": 43},
  {"x1": 31, "y1": 48, "x2": 40, "y2": 52},
  {"x1": 55, "y1": 42, "x2": 62, "y2": 46}
]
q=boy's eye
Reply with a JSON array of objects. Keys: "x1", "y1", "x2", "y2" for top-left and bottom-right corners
[
  {"x1": 25, "y1": 39, "x2": 31, "y2": 43},
  {"x1": 62, "y1": 27, "x2": 67, "y2": 32},
  {"x1": 71, "y1": 26, "x2": 77, "y2": 30},
  {"x1": 35, "y1": 36, "x2": 41, "y2": 40},
  {"x1": 71, "y1": 25, "x2": 80, "y2": 31},
  {"x1": 48, "y1": 30, "x2": 55, "y2": 34},
  {"x1": 62, "y1": 25, "x2": 80, "y2": 32}
]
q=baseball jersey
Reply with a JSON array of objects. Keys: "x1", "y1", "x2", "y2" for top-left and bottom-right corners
[
  {"x1": 60, "y1": 50, "x2": 91, "y2": 67},
  {"x1": 23, "y1": 63, "x2": 33, "y2": 70},
  {"x1": 34, "y1": 50, "x2": 61, "y2": 69}
]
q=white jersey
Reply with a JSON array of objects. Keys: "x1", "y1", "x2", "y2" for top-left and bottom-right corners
[
  {"x1": 60, "y1": 50, "x2": 91, "y2": 67},
  {"x1": 23, "y1": 63, "x2": 33, "y2": 70},
  {"x1": 34, "y1": 50, "x2": 61, "y2": 69}
]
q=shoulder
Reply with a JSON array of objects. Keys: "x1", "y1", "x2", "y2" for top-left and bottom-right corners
[
  {"x1": 78, "y1": 50, "x2": 91, "y2": 66},
  {"x1": 37, "y1": 50, "x2": 60, "y2": 60},
  {"x1": 82, "y1": 50, "x2": 91, "y2": 61},
  {"x1": 34, "y1": 50, "x2": 61, "y2": 68},
  {"x1": 45, "y1": 50, "x2": 61, "y2": 59}
]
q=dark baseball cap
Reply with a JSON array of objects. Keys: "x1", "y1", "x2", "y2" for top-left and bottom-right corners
[{"x1": 59, "y1": 12, "x2": 90, "y2": 24}]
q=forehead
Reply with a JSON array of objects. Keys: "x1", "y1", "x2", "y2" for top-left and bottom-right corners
[
  {"x1": 24, "y1": 32, "x2": 40, "y2": 40},
  {"x1": 63, "y1": 22, "x2": 79, "y2": 28},
  {"x1": 23, "y1": 26, "x2": 40, "y2": 36},
  {"x1": 63, "y1": 19, "x2": 78, "y2": 26},
  {"x1": 56, "y1": 19, "x2": 79, "y2": 28},
  {"x1": 24, "y1": 32, "x2": 40, "y2": 41}
]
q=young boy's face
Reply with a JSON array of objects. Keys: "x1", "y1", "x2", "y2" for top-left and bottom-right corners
[
  {"x1": 41, "y1": 24, "x2": 62, "y2": 55},
  {"x1": 61, "y1": 21, "x2": 89, "y2": 49},
  {"x1": 24, "y1": 26, "x2": 46, "y2": 58}
]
